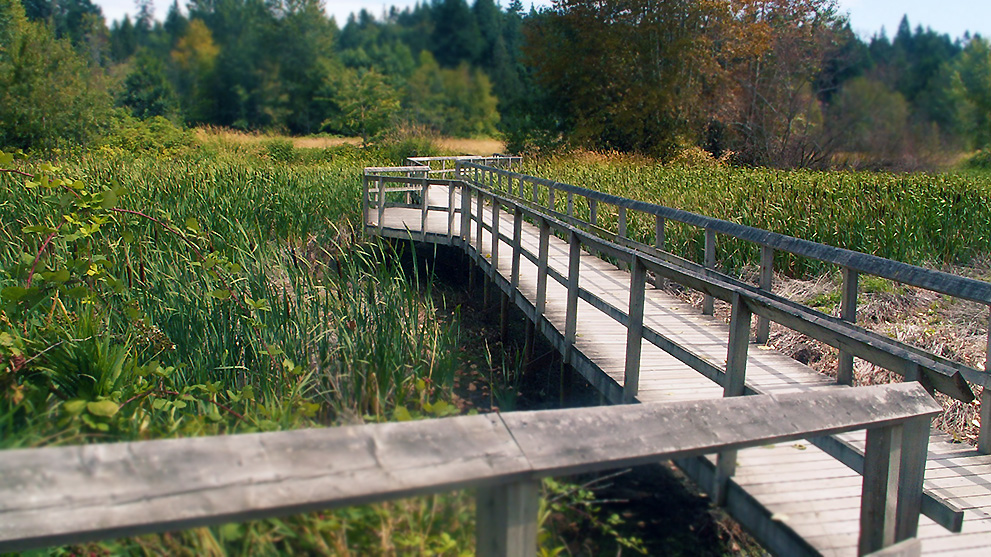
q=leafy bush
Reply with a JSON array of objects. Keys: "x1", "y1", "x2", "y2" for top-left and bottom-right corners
[
  {"x1": 967, "y1": 148, "x2": 991, "y2": 169},
  {"x1": 103, "y1": 116, "x2": 196, "y2": 156},
  {"x1": 264, "y1": 138, "x2": 297, "y2": 162},
  {"x1": 0, "y1": 0, "x2": 114, "y2": 151}
]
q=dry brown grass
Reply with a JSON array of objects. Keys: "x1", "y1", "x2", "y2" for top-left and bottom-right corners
[
  {"x1": 435, "y1": 137, "x2": 506, "y2": 155},
  {"x1": 194, "y1": 127, "x2": 362, "y2": 148},
  {"x1": 664, "y1": 260, "x2": 991, "y2": 445}
]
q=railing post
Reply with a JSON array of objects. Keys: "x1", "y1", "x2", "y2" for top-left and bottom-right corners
[
  {"x1": 980, "y1": 307, "x2": 991, "y2": 454},
  {"x1": 535, "y1": 217, "x2": 550, "y2": 318},
  {"x1": 714, "y1": 292, "x2": 752, "y2": 506},
  {"x1": 476, "y1": 480, "x2": 539, "y2": 557},
  {"x1": 703, "y1": 228, "x2": 716, "y2": 315},
  {"x1": 361, "y1": 173, "x2": 369, "y2": 236},
  {"x1": 589, "y1": 198, "x2": 598, "y2": 226},
  {"x1": 618, "y1": 206, "x2": 627, "y2": 239},
  {"x1": 447, "y1": 177, "x2": 456, "y2": 242},
  {"x1": 491, "y1": 195, "x2": 500, "y2": 274},
  {"x1": 565, "y1": 230, "x2": 581, "y2": 365},
  {"x1": 756, "y1": 245, "x2": 774, "y2": 344},
  {"x1": 460, "y1": 181, "x2": 471, "y2": 248},
  {"x1": 476, "y1": 189, "x2": 485, "y2": 266},
  {"x1": 654, "y1": 214, "x2": 665, "y2": 250},
  {"x1": 567, "y1": 192, "x2": 574, "y2": 217},
  {"x1": 532, "y1": 180, "x2": 538, "y2": 204},
  {"x1": 511, "y1": 207, "x2": 523, "y2": 299},
  {"x1": 839, "y1": 267, "x2": 859, "y2": 385},
  {"x1": 548, "y1": 186, "x2": 555, "y2": 212},
  {"x1": 420, "y1": 174, "x2": 429, "y2": 240},
  {"x1": 623, "y1": 254, "x2": 646, "y2": 403},
  {"x1": 376, "y1": 176, "x2": 385, "y2": 236},
  {"x1": 858, "y1": 416, "x2": 930, "y2": 555}
]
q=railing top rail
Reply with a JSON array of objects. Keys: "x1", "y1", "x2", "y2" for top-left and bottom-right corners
[
  {"x1": 363, "y1": 166, "x2": 428, "y2": 174},
  {"x1": 459, "y1": 162, "x2": 991, "y2": 305},
  {"x1": 0, "y1": 384, "x2": 938, "y2": 553}
]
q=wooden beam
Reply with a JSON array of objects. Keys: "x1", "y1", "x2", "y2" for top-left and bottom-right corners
[
  {"x1": 535, "y1": 217, "x2": 550, "y2": 316},
  {"x1": 981, "y1": 309, "x2": 991, "y2": 454},
  {"x1": 756, "y1": 245, "x2": 774, "y2": 344},
  {"x1": 654, "y1": 214, "x2": 665, "y2": 251},
  {"x1": 565, "y1": 231, "x2": 581, "y2": 364},
  {"x1": 839, "y1": 266, "x2": 860, "y2": 385},
  {"x1": 623, "y1": 255, "x2": 646, "y2": 403},
  {"x1": 715, "y1": 293, "x2": 753, "y2": 505},
  {"x1": 476, "y1": 481, "x2": 539, "y2": 557},
  {"x1": 703, "y1": 228, "x2": 716, "y2": 315}
]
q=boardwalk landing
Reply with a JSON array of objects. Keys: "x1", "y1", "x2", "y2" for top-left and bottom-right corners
[{"x1": 370, "y1": 186, "x2": 991, "y2": 556}]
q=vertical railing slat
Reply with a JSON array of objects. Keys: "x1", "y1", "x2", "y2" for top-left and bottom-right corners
[
  {"x1": 714, "y1": 292, "x2": 752, "y2": 506},
  {"x1": 535, "y1": 217, "x2": 550, "y2": 317},
  {"x1": 589, "y1": 198, "x2": 598, "y2": 226},
  {"x1": 839, "y1": 267, "x2": 859, "y2": 385},
  {"x1": 654, "y1": 214, "x2": 665, "y2": 251},
  {"x1": 703, "y1": 228, "x2": 716, "y2": 315},
  {"x1": 980, "y1": 307, "x2": 991, "y2": 454},
  {"x1": 565, "y1": 231, "x2": 581, "y2": 365},
  {"x1": 756, "y1": 245, "x2": 774, "y2": 344},
  {"x1": 476, "y1": 481, "x2": 539, "y2": 557},
  {"x1": 623, "y1": 255, "x2": 646, "y2": 403}
]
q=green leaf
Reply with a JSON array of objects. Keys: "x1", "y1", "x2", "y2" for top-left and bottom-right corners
[
  {"x1": 393, "y1": 406, "x2": 413, "y2": 422},
  {"x1": 86, "y1": 400, "x2": 120, "y2": 417},
  {"x1": 1, "y1": 286, "x2": 27, "y2": 302},
  {"x1": 63, "y1": 399, "x2": 87, "y2": 415},
  {"x1": 100, "y1": 188, "x2": 118, "y2": 209},
  {"x1": 0, "y1": 151, "x2": 13, "y2": 166},
  {"x1": 209, "y1": 289, "x2": 231, "y2": 300},
  {"x1": 185, "y1": 217, "x2": 200, "y2": 233}
]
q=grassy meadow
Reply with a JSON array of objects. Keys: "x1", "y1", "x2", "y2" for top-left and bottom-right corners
[
  {"x1": 4, "y1": 130, "x2": 990, "y2": 554},
  {"x1": 523, "y1": 151, "x2": 991, "y2": 277}
]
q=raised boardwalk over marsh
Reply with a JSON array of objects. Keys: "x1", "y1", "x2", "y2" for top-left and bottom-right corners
[{"x1": 365, "y1": 156, "x2": 991, "y2": 556}]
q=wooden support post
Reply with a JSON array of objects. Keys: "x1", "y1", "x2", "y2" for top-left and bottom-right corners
[
  {"x1": 858, "y1": 417, "x2": 929, "y2": 555},
  {"x1": 860, "y1": 425, "x2": 899, "y2": 555},
  {"x1": 623, "y1": 255, "x2": 646, "y2": 403},
  {"x1": 511, "y1": 207, "x2": 523, "y2": 299},
  {"x1": 567, "y1": 192, "x2": 574, "y2": 217},
  {"x1": 548, "y1": 187, "x2": 555, "y2": 212},
  {"x1": 491, "y1": 196, "x2": 500, "y2": 275},
  {"x1": 589, "y1": 198, "x2": 598, "y2": 226},
  {"x1": 535, "y1": 218, "x2": 550, "y2": 317},
  {"x1": 895, "y1": 417, "x2": 930, "y2": 542},
  {"x1": 839, "y1": 267, "x2": 860, "y2": 385},
  {"x1": 654, "y1": 215, "x2": 665, "y2": 250},
  {"x1": 703, "y1": 228, "x2": 716, "y2": 315},
  {"x1": 447, "y1": 179, "x2": 456, "y2": 242},
  {"x1": 980, "y1": 307, "x2": 991, "y2": 454},
  {"x1": 376, "y1": 176, "x2": 385, "y2": 236},
  {"x1": 460, "y1": 182, "x2": 471, "y2": 247},
  {"x1": 532, "y1": 180, "x2": 538, "y2": 204},
  {"x1": 361, "y1": 174, "x2": 369, "y2": 236},
  {"x1": 618, "y1": 206, "x2": 627, "y2": 238},
  {"x1": 476, "y1": 480, "x2": 539, "y2": 557},
  {"x1": 476, "y1": 190, "x2": 485, "y2": 266},
  {"x1": 565, "y1": 231, "x2": 581, "y2": 365},
  {"x1": 420, "y1": 175, "x2": 429, "y2": 240},
  {"x1": 714, "y1": 292, "x2": 752, "y2": 506},
  {"x1": 756, "y1": 245, "x2": 774, "y2": 344}
]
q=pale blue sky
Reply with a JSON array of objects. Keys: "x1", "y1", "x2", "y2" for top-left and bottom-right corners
[{"x1": 93, "y1": 1, "x2": 989, "y2": 40}]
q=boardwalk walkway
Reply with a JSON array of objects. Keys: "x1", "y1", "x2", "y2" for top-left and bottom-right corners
[{"x1": 365, "y1": 158, "x2": 991, "y2": 556}]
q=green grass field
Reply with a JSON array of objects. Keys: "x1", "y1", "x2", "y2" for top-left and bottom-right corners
[{"x1": 523, "y1": 152, "x2": 991, "y2": 277}]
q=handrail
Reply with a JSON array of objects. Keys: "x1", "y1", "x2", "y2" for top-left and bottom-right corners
[
  {"x1": 458, "y1": 161, "x2": 991, "y2": 454},
  {"x1": 460, "y1": 162, "x2": 991, "y2": 304},
  {"x1": 362, "y1": 163, "x2": 987, "y2": 531},
  {"x1": 0, "y1": 384, "x2": 941, "y2": 557}
]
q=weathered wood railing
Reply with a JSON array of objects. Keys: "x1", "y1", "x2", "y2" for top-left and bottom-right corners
[
  {"x1": 0, "y1": 384, "x2": 940, "y2": 556},
  {"x1": 362, "y1": 159, "x2": 985, "y2": 532},
  {"x1": 459, "y1": 161, "x2": 991, "y2": 452}
]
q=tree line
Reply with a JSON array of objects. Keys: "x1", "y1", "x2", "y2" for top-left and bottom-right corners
[{"x1": 1, "y1": 0, "x2": 990, "y2": 168}]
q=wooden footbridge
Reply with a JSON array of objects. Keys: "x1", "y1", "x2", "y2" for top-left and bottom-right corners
[
  {"x1": 1, "y1": 156, "x2": 990, "y2": 556},
  {"x1": 360, "y1": 155, "x2": 991, "y2": 555}
]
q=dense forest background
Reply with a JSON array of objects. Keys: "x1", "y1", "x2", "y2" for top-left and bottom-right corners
[{"x1": 2, "y1": 0, "x2": 991, "y2": 169}]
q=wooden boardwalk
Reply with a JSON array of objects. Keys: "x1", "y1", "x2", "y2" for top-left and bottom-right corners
[{"x1": 367, "y1": 170, "x2": 991, "y2": 556}]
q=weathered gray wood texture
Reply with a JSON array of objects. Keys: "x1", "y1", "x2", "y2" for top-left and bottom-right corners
[{"x1": 0, "y1": 385, "x2": 937, "y2": 553}]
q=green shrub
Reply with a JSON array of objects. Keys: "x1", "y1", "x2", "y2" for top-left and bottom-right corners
[
  {"x1": 264, "y1": 138, "x2": 297, "y2": 162},
  {"x1": 967, "y1": 148, "x2": 991, "y2": 169},
  {"x1": 103, "y1": 116, "x2": 196, "y2": 156}
]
